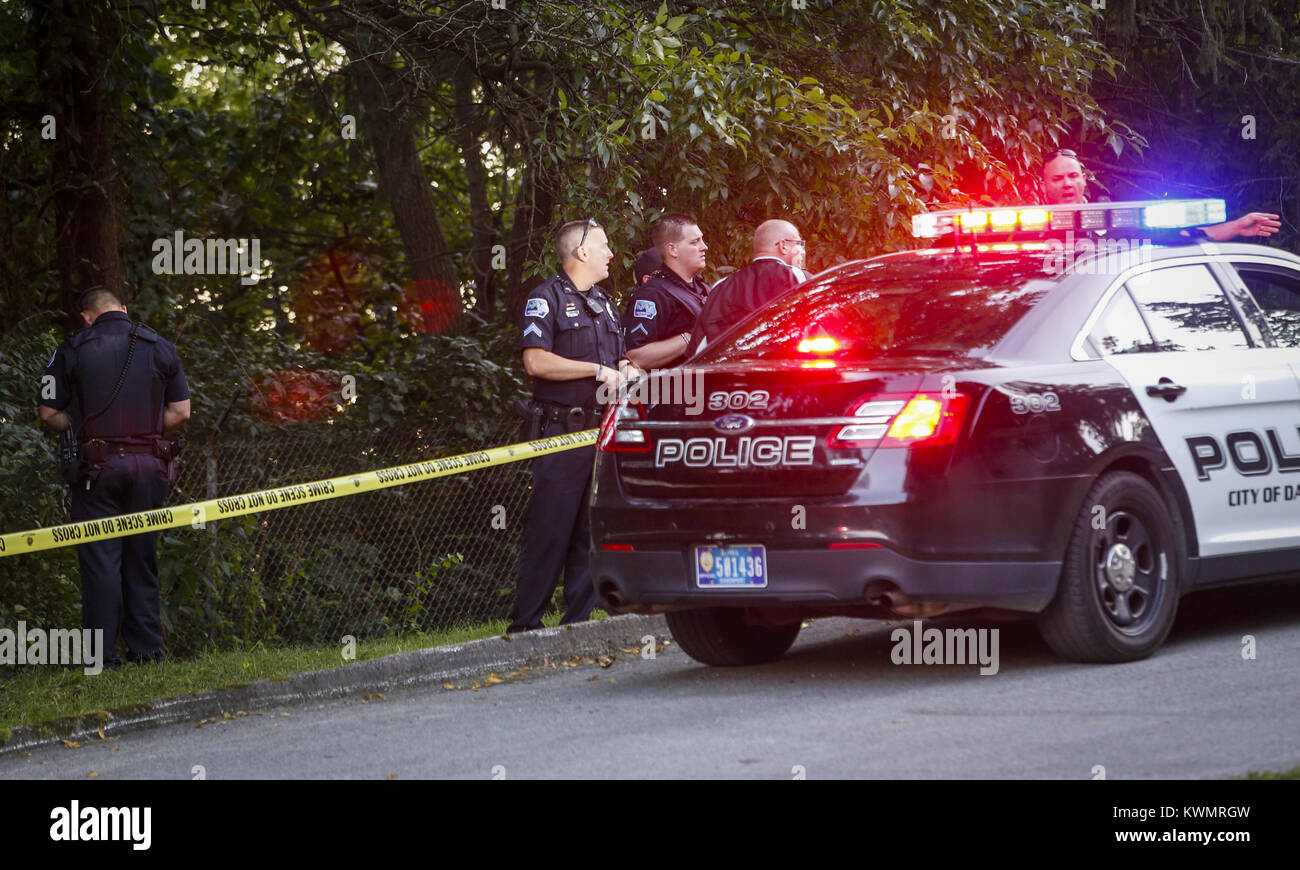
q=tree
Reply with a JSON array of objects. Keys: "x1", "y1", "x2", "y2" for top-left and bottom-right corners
[{"x1": 1092, "y1": 0, "x2": 1300, "y2": 250}]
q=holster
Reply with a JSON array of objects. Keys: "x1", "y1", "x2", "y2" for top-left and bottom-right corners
[
  {"x1": 56, "y1": 429, "x2": 85, "y2": 486},
  {"x1": 152, "y1": 436, "x2": 187, "y2": 485},
  {"x1": 514, "y1": 399, "x2": 546, "y2": 441}
]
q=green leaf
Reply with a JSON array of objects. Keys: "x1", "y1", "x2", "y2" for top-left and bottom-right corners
[
  {"x1": 606, "y1": 119, "x2": 626, "y2": 133},
  {"x1": 665, "y1": 15, "x2": 686, "y2": 33}
]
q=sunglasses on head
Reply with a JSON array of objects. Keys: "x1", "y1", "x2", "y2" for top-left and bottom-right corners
[
  {"x1": 1045, "y1": 148, "x2": 1079, "y2": 162},
  {"x1": 578, "y1": 218, "x2": 599, "y2": 248}
]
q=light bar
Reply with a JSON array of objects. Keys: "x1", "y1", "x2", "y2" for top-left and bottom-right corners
[
  {"x1": 911, "y1": 199, "x2": 1227, "y2": 238},
  {"x1": 798, "y1": 336, "x2": 839, "y2": 353}
]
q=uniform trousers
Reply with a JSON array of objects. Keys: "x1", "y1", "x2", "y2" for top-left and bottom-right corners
[
  {"x1": 69, "y1": 453, "x2": 170, "y2": 665},
  {"x1": 509, "y1": 420, "x2": 598, "y2": 632}
]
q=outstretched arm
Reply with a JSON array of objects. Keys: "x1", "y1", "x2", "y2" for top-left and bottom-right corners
[{"x1": 1200, "y1": 212, "x2": 1281, "y2": 242}]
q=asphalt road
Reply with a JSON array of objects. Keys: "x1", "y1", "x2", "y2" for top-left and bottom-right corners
[{"x1": 5, "y1": 579, "x2": 1299, "y2": 780}]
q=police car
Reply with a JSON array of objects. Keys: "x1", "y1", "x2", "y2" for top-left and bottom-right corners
[{"x1": 590, "y1": 199, "x2": 1300, "y2": 666}]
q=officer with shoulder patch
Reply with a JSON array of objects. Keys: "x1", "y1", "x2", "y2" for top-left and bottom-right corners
[
  {"x1": 38, "y1": 287, "x2": 191, "y2": 667},
  {"x1": 622, "y1": 213, "x2": 711, "y2": 369},
  {"x1": 512, "y1": 219, "x2": 634, "y2": 633}
]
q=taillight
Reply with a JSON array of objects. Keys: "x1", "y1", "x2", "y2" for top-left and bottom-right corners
[
  {"x1": 598, "y1": 401, "x2": 650, "y2": 452},
  {"x1": 829, "y1": 392, "x2": 969, "y2": 448}
]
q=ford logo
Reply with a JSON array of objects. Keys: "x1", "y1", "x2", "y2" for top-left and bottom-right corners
[{"x1": 714, "y1": 414, "x2": 755, "y2": 433}]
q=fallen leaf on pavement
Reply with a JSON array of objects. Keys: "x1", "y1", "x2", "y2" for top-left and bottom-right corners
[{"x1": 61, "y1": 740, "x2": 80, "y2": 750}]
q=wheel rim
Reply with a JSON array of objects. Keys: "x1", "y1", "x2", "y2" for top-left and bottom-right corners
[{"x1": 1092, "y1": 508, "x2": 1167, "y2": 635}]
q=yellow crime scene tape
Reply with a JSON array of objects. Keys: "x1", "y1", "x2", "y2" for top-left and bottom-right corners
[{"x1": 0, "y1": 429, "x2": 598, "y2": 558}]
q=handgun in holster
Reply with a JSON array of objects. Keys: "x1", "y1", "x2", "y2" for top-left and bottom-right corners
[
  {"x1": 513, "y1": 399, "x2": 545, "y2": 441},
  {"x1": 152, "y1": 436, "x2": 187, "y2": 485}
]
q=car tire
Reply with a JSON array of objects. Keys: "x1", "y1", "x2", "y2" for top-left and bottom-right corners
[
  {"x1": 1038, "y1": 471, "x2": 1180, "y2": 663},
  {"x1": 666, "y1": 608, "x2": 801, "y2": 666}
]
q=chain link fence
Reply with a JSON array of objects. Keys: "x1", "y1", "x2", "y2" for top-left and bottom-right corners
[{"x1": 156, "y1": 414, "x2": 549, "y2": 653}]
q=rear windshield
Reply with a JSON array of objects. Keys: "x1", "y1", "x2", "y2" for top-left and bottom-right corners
[{"x1": 695, "y1": 255, "x2": 1060, "y2": 363}]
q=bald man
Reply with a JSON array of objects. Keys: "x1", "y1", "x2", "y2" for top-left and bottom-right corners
[
  {"x1": 690, "y1": 219, "x2": 807, "y2": 354},
  {"x1": 1041, "y1": 149, "x2": 1280, "y2": 241}
]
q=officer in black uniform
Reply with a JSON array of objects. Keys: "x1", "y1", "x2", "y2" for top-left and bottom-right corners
[
  {"x1": 622, "y1": 213, "x2": 711, "y2": 369},
  {"x1": 511, "y1": 219, "x2": 635, "y2": 633},
  {"x1": 38, "y1": 287, "x2": 191, "y2": 667}
]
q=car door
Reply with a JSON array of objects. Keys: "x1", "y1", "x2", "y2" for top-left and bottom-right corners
[
  {"x1": 1219, "y1": 258, "x2": 1300, "y2": 389},
  {"x1": 1086, "y1": 261, "x2": 1300, "y2": 557}
]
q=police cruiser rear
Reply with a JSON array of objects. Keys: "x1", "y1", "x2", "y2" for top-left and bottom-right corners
[{"x1": 590, "y1": 200, "x2": 1300, "y2": 666}]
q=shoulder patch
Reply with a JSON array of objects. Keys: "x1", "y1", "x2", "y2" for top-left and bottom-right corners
[
  {"x1": 633, "y1": 299, "x2": 657, "y2": 320},
  {"x1": 524, "y1": 297, "x2": 550, "y2": 318}
]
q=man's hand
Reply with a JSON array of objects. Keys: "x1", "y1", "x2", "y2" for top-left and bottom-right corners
[
  {"x1": 1202, "y1": 212, "x2": 1282, "y2": 242},
  {"x1": 596, "y1": 363, "x2": 625, "y2": 395},
  {"x1": 1231, "y1": 212, "x2": 1282, "y2": 238},
  {"x1": 618, "y1": 359, "x2": 643, "y2": 381}
]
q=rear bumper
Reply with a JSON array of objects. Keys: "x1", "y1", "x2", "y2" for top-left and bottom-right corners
[{"x1": 590, "y1": 547, "x2": 1060, "y2": 613}]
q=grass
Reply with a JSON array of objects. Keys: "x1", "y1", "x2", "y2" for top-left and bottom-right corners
[
  {"x1": 0, "y1": 609, "x2": 602, "y2": 739},
  {"x1": 1237, "y1": 766, "x2": 1300, "y2": 780}
]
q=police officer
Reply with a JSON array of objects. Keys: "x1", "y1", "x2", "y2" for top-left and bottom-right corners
[
  {"x1": 512, "y1": 219, "x2": 633, "y2": 633},
  {"x1": 1040, "y1": 148, "x2": 1279, "y2": 239},
  {"x1": 622, "y1": 213, "x2": 711, "y2": 369},
  {"x1": 38, "y1": 287, "x2": 191, "y2": 667}
]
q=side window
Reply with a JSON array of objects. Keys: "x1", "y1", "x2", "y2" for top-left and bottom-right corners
[
  {"x1": 1089, "y1": 288, "x2": 1158, "y2": 356},
  {"x1": 1126, "y1": 265, "x2": 1251, "y2": 352},
  {"x1": 1235, "y1": 267, "x2": 1300, "y2": 349}
]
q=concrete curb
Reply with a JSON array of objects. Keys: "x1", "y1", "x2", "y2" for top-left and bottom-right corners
[{"x1": 0, "y1": 614, "x2": 669, "y2": 757}]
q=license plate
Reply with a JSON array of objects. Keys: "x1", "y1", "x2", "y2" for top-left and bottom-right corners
[{"x1": 694, "y1": 544, "x2": 767, "y2": 588}]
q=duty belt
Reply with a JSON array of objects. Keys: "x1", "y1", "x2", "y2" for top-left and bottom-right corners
[
  {"x1": 83, "y1": 438, "x2": 157, "y2": 458},
  {"x1": 537, "y1": 402, "x2": 603, "y2": 431}
]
